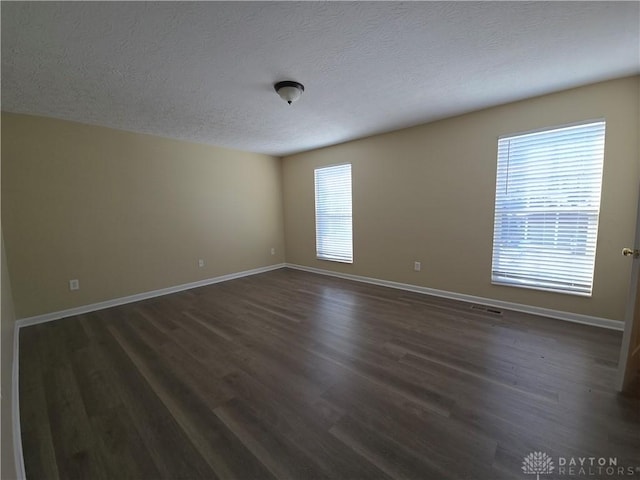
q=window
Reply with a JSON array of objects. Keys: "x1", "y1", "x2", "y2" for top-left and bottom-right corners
[
  {"x1": 315, "y1": 164, "x2": 353, "y2": 263},
  {"x1": 491, "y1": 120, "x2": 605, "y2": 296}
]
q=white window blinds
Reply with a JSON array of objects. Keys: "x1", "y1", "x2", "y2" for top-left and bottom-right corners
[
  {"x1": 491, "y1": 121, "x2": 605, "y2": 296},
  {"x1": 315, "y1": 164, "x2": 353, "y2": 263}
]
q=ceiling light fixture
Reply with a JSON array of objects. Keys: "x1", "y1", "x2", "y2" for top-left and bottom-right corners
[{"x1": 274, "y1": 81, "x2": 304, "y2": 105}]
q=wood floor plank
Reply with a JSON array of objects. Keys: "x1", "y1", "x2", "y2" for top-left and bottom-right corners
[
  {"x1": 19, "y1": 328, "x2": 60, "y2": 480},
  {"x1": 329, "y1": 414, "x2": 455, "y2": 480},
  {"x1": 88, "y1": 405, "x2": 162, "y2": 480},
  {"x1": 19, "y1": 328, "x2": 50, "y2": 434},
  {"x1": 70, "y1": 345, "x2": 123, "y2": 418},
  {"x1": 107, "y1": 316, "x2": 275, "y2": 480},
  {"x1": 322, "y1": 376, "x2": 498, "y2": 470},
  {"x1": 19, "y1": 268, "x2": 640, "y2": 479},
  {"x1": 214, "y1": 397, "x2": 333, "y2": 480},
  {"x1": 43, "y1": 364, "x2": 109, "y2": 480},
  {"x1": 83, "y1": 314, "x2": 219, "y2": 479},
  {"x1": 220, "y1": 370, "x2": 390, "y2": 479}
]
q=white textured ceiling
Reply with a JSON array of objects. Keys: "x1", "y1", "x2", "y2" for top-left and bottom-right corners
[{"x1": 2, "y1": 1, "x2": 639, "y2": 156}]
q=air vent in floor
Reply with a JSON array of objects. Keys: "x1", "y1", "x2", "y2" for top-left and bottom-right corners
[{"x1": 470, "y1": 304, "x2": 503, "y2": 315}]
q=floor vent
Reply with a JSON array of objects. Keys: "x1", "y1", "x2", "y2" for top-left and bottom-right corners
[{"x1": 470, "y1": 304, "x2": 503, "y2": 315}]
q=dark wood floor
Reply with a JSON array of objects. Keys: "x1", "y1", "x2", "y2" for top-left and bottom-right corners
[{"x1": 19, "y1": 268, "x2": 640, "y2": 479}]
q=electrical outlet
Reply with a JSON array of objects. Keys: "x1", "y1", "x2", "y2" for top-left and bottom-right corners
[
  {"x1": 198, "y1": 259, "x2": 205, "y2": 268},
  {"x1": 271, "y1": 247, "x2": 276, "y2": 255},
  {"x1": 414, "y1": 261, "x2": 421, "y2": 272},
  {"x1": 69, "y1": 279, "x2": 80, "y2": 291}
]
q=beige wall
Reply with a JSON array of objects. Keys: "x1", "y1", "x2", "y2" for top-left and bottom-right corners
[
  {"x1": 2, "y1": 113, "x2": 285, "y2": 318},
  {"x1": 1, "y1": 233, "x2": 18, "y2": 480},
  {"x1": 283, "y1": 76, "x2": 640, "y2": 322},
  {"x1": 3, "y1": 78, "x2": 638, "y2": 322}
]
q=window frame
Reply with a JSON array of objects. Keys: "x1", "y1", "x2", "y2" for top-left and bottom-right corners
[
  {"x1": 314, "y1": 163, "x2": 353, "y2": 264},
  {"x1": 490, "y1": 119, "x2": 606, "y2": 297}
]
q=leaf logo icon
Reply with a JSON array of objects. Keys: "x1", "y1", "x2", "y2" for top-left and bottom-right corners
[{"x1": 522, "y1": 451, "x2": 555, "y2": 480}]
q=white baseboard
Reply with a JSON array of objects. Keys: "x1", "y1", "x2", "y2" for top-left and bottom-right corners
[
  {"x1": 285, "y1": 263, "x2": 624, "y2": 331},
  {"x1": 16, "y1": 263, "x2": 286, "y2": 328},
  {"x1": 12, "y1": 323, "x2": 26, "y2": 480}
]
